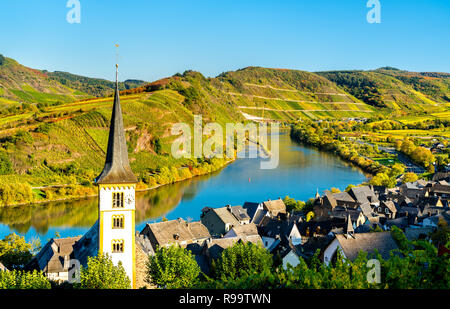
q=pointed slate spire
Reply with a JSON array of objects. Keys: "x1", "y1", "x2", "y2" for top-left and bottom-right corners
[
  {"x1": 95, "y1": 64, "x2": 137, "y2": 184},
  {"x1": 345, "y1": 213, "x2": 354, "y2": 236},
  {"x1": 315, "y1": 188, "x2": 320, "y2": 199}
]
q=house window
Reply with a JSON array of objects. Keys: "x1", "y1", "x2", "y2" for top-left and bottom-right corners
[
  {"x1": 385, "y1": 208, "x2": 389, "y2": 214},
  {"x1": 112, "y1": 215, "x2": 124, "y2": 229},
  {"x1": 112, "y1": 239, "x2": 124, "y2": 253},
  {"x1": 112, "y1": 192, "x2": 124, "y2": 208}
]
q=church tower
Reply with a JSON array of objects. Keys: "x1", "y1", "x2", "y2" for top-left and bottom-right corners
[{"x1": 95, "y1": 64, "x2": 138, "y2": 288}]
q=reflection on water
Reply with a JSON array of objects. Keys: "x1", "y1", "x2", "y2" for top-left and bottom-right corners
[{"x1": 0, "y1": 132, "x2": 367, "y2": 242}]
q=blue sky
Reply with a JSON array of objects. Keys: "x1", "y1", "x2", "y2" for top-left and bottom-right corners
[{"x1": 0, "y1": 0, "x2": 449, "y2": 82}]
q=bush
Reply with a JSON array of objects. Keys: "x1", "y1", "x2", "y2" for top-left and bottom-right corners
[
  {"x1": 211, "y1": 241, "x2": 273, "y2": 280},
  {"x1": 0, "y1": 233, "x2": 34, "y2": 270},
  {"x1": 0, "y1": 270, "x2": 50, "y2": 289},
  {"x1": 146, "y1": 245, "x2": 200, "y2": 289},
  {"x1": 78, "y1": 253, "x2": 131, "y2": 289}
]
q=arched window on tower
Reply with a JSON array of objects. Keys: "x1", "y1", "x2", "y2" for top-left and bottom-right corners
[
  {"x1": 112, "y1": 215, "x2": 124, "y2": 229},
  {"x1": 112, "y1": 192, "x2": 124, "y2": 208},
  {"x1": 112, "y1": 239, "x2": 124, "y2": 253}
]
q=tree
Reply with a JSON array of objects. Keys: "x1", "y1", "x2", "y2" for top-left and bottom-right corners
[
  {"x1": 402, "y1": 172, "x2": 418, "y2": 183},
  {"x1": 388, "y1": 163, "x2": 405, "y2": 178},
  {"x1": 283, "y1": 195, "x2": 305, "y2": 212},
  {"x1": 79, "y1": 253, "x2": 131, "y2": 289},
  {"x1": 211, "y1": 241, "x2": 272, "y2": 280},
  {"x1": 147, "y1": 245, "x2": 200, "y2": 288},
  {"x1": 0, "y1": 270, "x2": 50, "y2": 289},
  {"x1": 306, "y1": 211, "x2": 315, "y2": 222},
  {"x1": 370, "y1": 172, "x2": 396, "y2": 188},
  {"x1": 0, "y1": 233, "x2": 34, "y2": 270}
]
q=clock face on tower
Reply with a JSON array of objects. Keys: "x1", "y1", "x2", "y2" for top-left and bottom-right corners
[{"x1": 125, "y1": 192, "x2": 135, "y2": 206}]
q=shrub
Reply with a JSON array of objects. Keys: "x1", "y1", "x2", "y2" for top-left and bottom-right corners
[
  {"x1": 0, "y1": 270, "x2": 50, "y2": 289},
  {"x1": 78, "y1": 253, "x2": 131, "y2": 289},
  {"x1": 147, "y1": 245, "x2": 200, "y2": 288},
  {"x1": 211, "y1": 241, "x2": 272, "y2": 280}
]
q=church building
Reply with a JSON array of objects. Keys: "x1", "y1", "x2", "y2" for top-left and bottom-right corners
[
  {"x1": 27, "y1": 64, "x2": 154, "y2": 288},
  {"x1": 94, "y1": 63, "x2": 139, "y2": 288}
]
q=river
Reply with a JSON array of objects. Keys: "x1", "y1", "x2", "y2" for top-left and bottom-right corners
[{"x1": 0, "y1": 132, "x2": 367, "y2": 243}]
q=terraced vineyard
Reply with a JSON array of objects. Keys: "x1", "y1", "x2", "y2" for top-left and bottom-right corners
[{"x1": 0, "y1": 56, "x2": 449, "y2": 198}]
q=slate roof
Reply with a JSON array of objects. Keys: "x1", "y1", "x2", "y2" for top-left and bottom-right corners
[
  {"x1": 29, "y1": 236, "x2": 82, "y2": 273},
  {"x1": 348, "y1": 186, "x2": 379, "y2": 204},
  {"x1": 73, "y1": 221, "x2": 99, "y2": 267},
  {"x1": 359, "y1": 202, "x2": 374, "y2": 218},
  {"x1": 404, "y1": 227, "x2": 435, "y2": 241},
  {"x1": 333, "y1": 192, "x2": 355, "y2": 203},
  {"x1": 230, "y1": 205, "x2": 250, "y2": 222},
  {"x1": 258, "y1": 219, "x2": 298, "y2": 245},
  {"x1": 95, "y1": 65, "x2": 137, "y2": 184},
  {"x1": 227, "y1": 223, "x2": 259, "y2": 237},
  {"x1": 252, "y1": 208, "x2": 268, "y2": 225},
  {"x1": 142, "y1": 219, "x2": 210, "y2": 249},
  {"x1": 262, "y1": 199, "x2": 287, "y2": 216},
  {"x1": 430, "y1": 183, "x2": 450, "y2": 195},
  {"x1": 204, "y1": 235, "x2": 263, "y2": 260},
  {"x1": 335, "y1": 232, "x2": 399, "y2": 261},
  {"x1": 382, "y1": 200, "x2": 398, "y2": 213},
  {"x1": 242, "y1": 202, "x2": 260, "y2": 219},
  {"x1": 213, "y1": 207, "x2": 241, "y2": 226}
]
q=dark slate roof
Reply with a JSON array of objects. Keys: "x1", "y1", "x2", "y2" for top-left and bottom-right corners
[
  {"x1": 382, "y1": 200, "x2": 398, "y2": 213},
  {"x1": 359, "y1": 202, "x2": 374, "y2": 218},
  {"x1": 28, "y1": 236, "x2": 81, "y2": 273},
  {"x1": 335, "y1": 232, "x2": 399, "y2": 261},
  {"x1": 230, "y1": 205, "x2": 251, "y2": 222},
  {"x1": 96, "y1": 65, "x2": 137, "y2": 184},
  {"x1": 332, "y1": 192, "x2": 355, "y2": 203},
  {"x1": 348, "y1": 186, "x2": 379, "y2": 204},
  {"x1": 242, "y1": 202, "x2": 260, "y2": 219},
  {"x1": 73, "y1": 221, "x2": 99, "y2": 267},
  {"x1": 404, "y1": 227, "x2": 435, "y2": 241}
]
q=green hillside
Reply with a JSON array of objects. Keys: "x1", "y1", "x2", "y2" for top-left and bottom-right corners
[
  {"x1": 317, "y1": 68, "x2": 450, "y2": 117},
  {"x1": 44, "y1": 70, "x2": 147, "y2": 97},
  {"x1": 0, "y1": 56, "x2": 449, "y2": 206},
  {"x1": 0, "y1": 55, "x2": 91, "y2": 109},
  {"x1": 209, "y1": 67, "x2": 374, "y2": 121}
]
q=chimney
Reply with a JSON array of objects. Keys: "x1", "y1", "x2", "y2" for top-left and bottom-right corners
[{"x1": 63, "y1": 255, "x2": 70, "y2": 270}]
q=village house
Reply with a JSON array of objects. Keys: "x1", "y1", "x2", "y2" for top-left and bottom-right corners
[
  {"x1": 262, "y1": 198, "x2": 287, "y2": 217},
  {"x1": 323, "y1": 232, "x2": 399, "y2": 266},
  {"x1": 140, "y1": 218, "x2": 211, "y2": 251},
  {"x1": 375, "y1": 200, "x2": 398, "y2": 219},
  {"x1": 200, "y1": 205, "x2": 248, "y2": 236},
  {"x1": 400, "y1": 180, "x2": 432, "y2": 200},
  {"x1": 224, "y1": 223, "x2": 259, "y2": 238},
  {"x1": 258, "y1": 217, "x2": 302, "y2": 252},
  {"x1": 26, "y1": 237, "x2": 81, "y2": 282},
  {"x1": 242, "y1": 202, "x2": 268, "y2": 225}
]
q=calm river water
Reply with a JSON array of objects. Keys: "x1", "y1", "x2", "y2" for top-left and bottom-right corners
[{"x1": 0, "y1": 132, "x2": 367, "y2": 243}]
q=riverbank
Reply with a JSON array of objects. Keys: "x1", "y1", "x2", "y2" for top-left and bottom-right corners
[
  {"x1": 290, "y1": 124, "x2": 383, "y2": 177},
  {"x1": 0, "y1": 156, "x2": 237, "y2": 208}
]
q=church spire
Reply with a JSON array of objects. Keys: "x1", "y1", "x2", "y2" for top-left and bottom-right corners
[{"x1": 95, "y1": 64, "x2": 137, "y2": 184}]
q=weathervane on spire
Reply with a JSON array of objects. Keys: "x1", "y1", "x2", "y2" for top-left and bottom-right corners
[{"x1": 115, "y1": 44, "x2": 119, "y2": 84}]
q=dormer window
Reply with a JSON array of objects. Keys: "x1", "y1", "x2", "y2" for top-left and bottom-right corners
[{"x1": 112, "y1": 192, "x2": 124, "y2": 208}]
